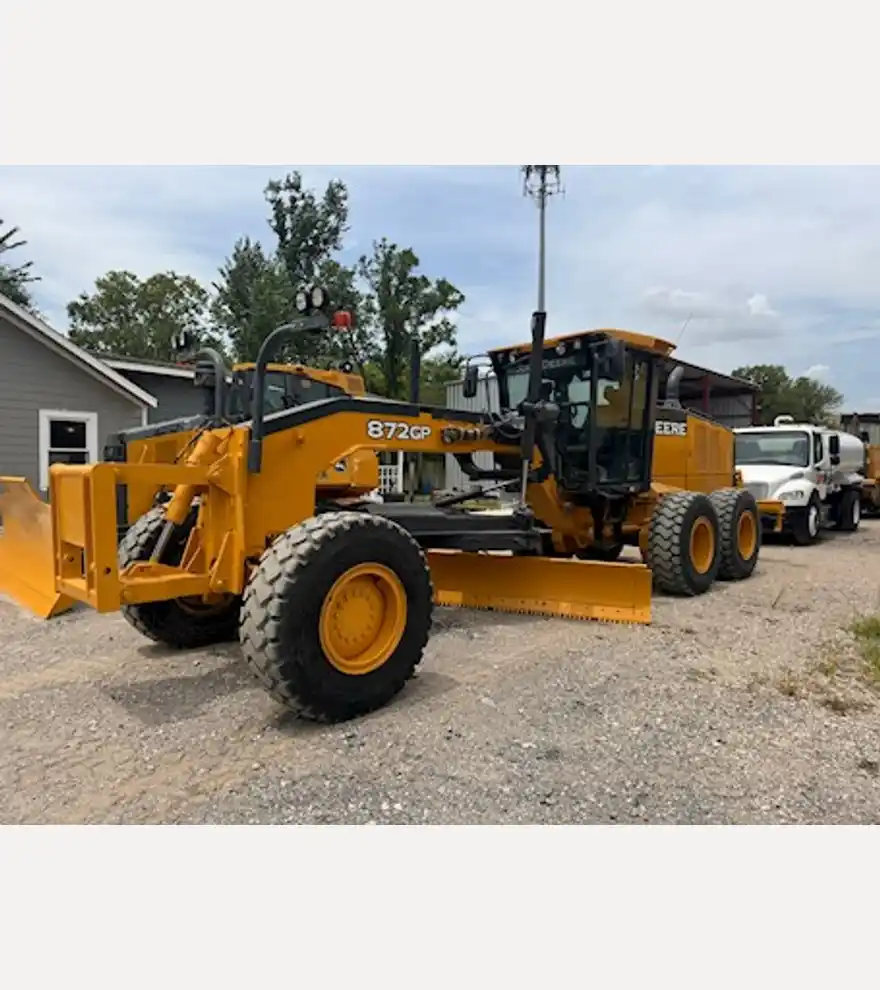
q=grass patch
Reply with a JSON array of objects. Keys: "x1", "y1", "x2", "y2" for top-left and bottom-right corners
[
  {"x1": 770, "y1": 615, "x2": 880, "y2": 714},
  {"x1": 850, "y1": 615, "x2": 880, "y2": 684}
]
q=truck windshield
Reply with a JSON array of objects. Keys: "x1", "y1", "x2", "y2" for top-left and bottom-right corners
[{"x1": 735, "y1": 430, "x2": 810, "y2": 468}]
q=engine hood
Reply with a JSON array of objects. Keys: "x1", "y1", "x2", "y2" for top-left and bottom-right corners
[{"x1": 738, "y1": 464, "x2": 807, "y2": 491}]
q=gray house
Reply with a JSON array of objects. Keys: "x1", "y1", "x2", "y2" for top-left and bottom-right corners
[
  {"x1": 0, "y1": 293, "x2": 206, "y2": 496},
  {"x1": 0, "y1": 293, "x2": 157, "y2": 494},
  {"x1": 92, "y1": 354, "x2": 202, "y2": 424}
]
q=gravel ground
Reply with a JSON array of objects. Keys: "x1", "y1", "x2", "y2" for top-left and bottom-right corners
[{"x1": 2, "y1": 522, "x2": 880, "y2": 824}]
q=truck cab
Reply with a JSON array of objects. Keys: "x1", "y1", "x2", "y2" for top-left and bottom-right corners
[{"x1": 734, "y1": 415, "x2": 863, "y2": 544}]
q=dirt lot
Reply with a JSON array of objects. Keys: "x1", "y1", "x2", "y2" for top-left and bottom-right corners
[{"x1": 2, "y1": 522, "x2": 880, "y2": 825}]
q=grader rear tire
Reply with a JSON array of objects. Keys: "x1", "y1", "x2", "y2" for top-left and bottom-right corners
[
  {"x1": 239, "y1": 511, "x2": 433, "y2": 723},
  {"x1": 118, "y1": 507, "x2": 241, "y2": 648},
  {"x1": 646, "y1": 491, "x2": 720, "y2": 596},
  {"x1": 709, "y1": 488, "x2": 760, "y2": 581}
]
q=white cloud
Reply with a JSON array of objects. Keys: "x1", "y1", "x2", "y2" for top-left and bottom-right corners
[
  {"x1": 804, "y1": 363, "x2": 830, "y2": 379},
  {"x1": 638, "y1": 286, "x2": 783, "y2": 345},
  {"x1": 7, "y1": 164, "x2": 880, "y2": 407},
  {"x1": 746, "y1": 293, "x2": 777, "y2": 318}
]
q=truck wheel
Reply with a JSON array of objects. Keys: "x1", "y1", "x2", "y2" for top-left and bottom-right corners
[
  {"x1": 709, "y1": 488, "x2": 761, "y2": 581},
  {"x1": 239, "y1": 511, "x2": 433, "y2": 723},
  {"x1": 118, "y1": 507, "x2": 241, "y2": 648},
  {"x1": 791, "y1": 495, "x2": 821, "y2": 546},
  {"x1": 835, "y1": 488, "x2": 861, "y2": 532},
  {"x1": 646, "y1": 491, "x2": 720, "y2": 596}
]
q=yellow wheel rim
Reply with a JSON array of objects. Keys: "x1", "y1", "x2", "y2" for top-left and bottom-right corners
[
  {"x1": 689, "y1": 517, "x2": 715, "y2": 574},
  {"x1": 319, "y1": 563, "x2": 407, "y2": 675},
  {"x1": 737, "y1": 510, "x2": 757, "y2": 560}
]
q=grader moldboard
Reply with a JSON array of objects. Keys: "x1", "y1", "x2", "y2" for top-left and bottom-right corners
[{"x1": 0, "y1": 296, "x2": 772, "y2": 722}]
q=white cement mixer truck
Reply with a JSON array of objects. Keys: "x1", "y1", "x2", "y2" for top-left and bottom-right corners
[{"x1": 733, "y1": 415, "x2": 865, "y2": 545}]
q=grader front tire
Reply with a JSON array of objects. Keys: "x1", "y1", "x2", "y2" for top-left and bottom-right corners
[
  {"x1": 647, "y1": 491, "x2": 720, "y2": 596},
  {"x1": 710, "y1": 487, "x2": 760, "y2": 581},
  {"x1": 118, "y1": 507, "x2": 241, "y2": 649},
  {"x1": 239, "y1": 511, "x2": 433, "y2": 723}
]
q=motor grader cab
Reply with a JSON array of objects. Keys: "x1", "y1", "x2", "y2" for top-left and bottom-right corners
[{"x1": 459, "y1": 326, "x2": 775, "y2": 595}]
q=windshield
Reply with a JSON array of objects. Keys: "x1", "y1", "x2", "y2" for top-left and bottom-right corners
[
  {"x1": 504, "y1": 362, "x2": 623, "y2": 423},
  {"x1": 735, "y1": 430, "x2": 810, "y2": 468},
  {"x1": 228, "y1": 370, "x2": 346, "y2": 418},
  {"x1": 499, "y1": 347, "x2": 652, "y2": 489}
]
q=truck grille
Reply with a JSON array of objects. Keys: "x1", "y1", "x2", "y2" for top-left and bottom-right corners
[{"x1": 745, "y1": 482, "x2": 769, "y2": 500}]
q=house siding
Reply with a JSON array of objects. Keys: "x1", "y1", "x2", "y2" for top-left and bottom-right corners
[
  {"x1": 0, "y1": 315, "x2": 143, "y2": 492},
  {"x1": 116, "y1": 370, "x2": 204, "y2": 423}
]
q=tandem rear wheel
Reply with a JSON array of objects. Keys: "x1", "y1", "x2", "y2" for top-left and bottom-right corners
[
  {"x1": 709, "y1": 487, "x2": 761, "y2": 581},
  {"x1": 833, "y1": 488, "x2": 861, "y2": 533},
  {"x1": 646, "y1": 491, "x2": 720, "y2": 596},
  {"x1": 239, "y1": 511, "x2": 433, "y2": 723}
]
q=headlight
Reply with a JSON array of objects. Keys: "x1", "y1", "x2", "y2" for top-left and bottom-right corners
[{"x1": 779, "y1": 489, "x2": 805, "y2": 500}]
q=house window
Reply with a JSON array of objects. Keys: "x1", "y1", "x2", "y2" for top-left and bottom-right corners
[{"x1": 38, "y1": 410, "x2": 98, "y2": 491}]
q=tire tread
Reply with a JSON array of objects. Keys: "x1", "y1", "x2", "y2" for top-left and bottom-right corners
[{"x1": 239, "y1": 511, "x2": 432, "y2": 723}]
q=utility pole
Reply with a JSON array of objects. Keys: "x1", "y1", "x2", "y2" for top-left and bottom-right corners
[
  {"x1": 521, "y1": 166, "x2": 563, "y2": 311},
  {"x1": 517, "y1": 166, "x2": 563, "y2": 503}
]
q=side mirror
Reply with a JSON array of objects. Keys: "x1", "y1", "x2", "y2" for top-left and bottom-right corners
[
  {"x1": 463, "y1": 364, "x2": 480, "y2": 399},
  {"x1": 828, "y1": 433, "x2": 841, "y2": 465},
  {"x1": 598, "y1": 337, "x2": 626, "y2": 380}
]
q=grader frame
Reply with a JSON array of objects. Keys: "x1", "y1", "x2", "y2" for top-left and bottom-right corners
[{"x1": 0, "y1": 300, "x2": 778, "y2": 722}]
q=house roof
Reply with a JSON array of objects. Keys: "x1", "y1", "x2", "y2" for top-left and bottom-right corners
[
  {"x1": 0, "y1": 293, "x2": 157, "y2": 408},
  {"x1": 659, "y1": 358, "x2": 759, "y2": 395},
  {"x1": 95, "y1": 353, "x2": 196, "y2": 380}
]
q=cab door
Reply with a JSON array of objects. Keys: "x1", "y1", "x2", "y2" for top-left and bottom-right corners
[{"x1": 812, "y1": 431, "x2": 830, "y2": 500}]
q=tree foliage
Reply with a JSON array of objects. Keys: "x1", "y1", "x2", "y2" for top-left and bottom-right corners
[
  {"x1": 63, "y1": 170, "x2": 466, "y2": 403},
  {"x1": 68, "y1": 270, "x2": 224, "y2": 361},
  {"x1": 266, "y1": 173, "x2": 349, "y2": 288},
  {"x1": 732, "y1": 363, "x2": 844, "y2": 425},
  {"x1": 211, "y1": 238, "x2": 293, "y2": 362},
  {"x1": 211, "y1": 175, "x2": 465, "y2": 400},
  {"x1": 355, "y1": 238, "x2": 465, "y2": 399},
  {"x1": 0, "y1": 219, "x2": 40, "y2": 312},
  {"x1": 212, "y1": 172, "x2": 354, "y2": 365}
]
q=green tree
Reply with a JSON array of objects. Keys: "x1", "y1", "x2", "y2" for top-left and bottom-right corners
[
  {"x1": 0, "y1": 219, "x2": 40, "y2": 312},
  {"x1": 211, "y1": 238, "x2": 293, "y2": 362},
  {"x1": 267, "y1": 172, "x2": 349, "y2": 288},
  {"x1": 356, "y1": 238, "x2": 465, "y2": 399},
  {"x1": 68, "y1": 270, "x2": 224, "y2": 361},
  {"x1": 417, "y1": 351, "x2": 464, "y2": 404},
  {"x1": 212, "y1": 172, "x2": 355, "y2": 363},
  {"x1": 732, "y1": 363, "x2": 843, "y2": 425}
]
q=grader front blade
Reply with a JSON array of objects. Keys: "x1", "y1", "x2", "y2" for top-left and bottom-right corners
[
  {"x1": 426, "y1": 550, "x2": 652, "y2": 624},
  {"x1": 0, "y1": 478, "x2": 74, "y2": 619}
]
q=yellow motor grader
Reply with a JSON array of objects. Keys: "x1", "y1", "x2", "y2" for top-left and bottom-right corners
[{"x1": 0, "y1": 294, "x2": 776, "y2": 722}]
